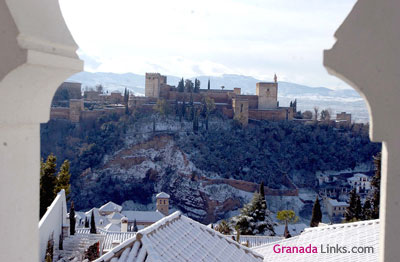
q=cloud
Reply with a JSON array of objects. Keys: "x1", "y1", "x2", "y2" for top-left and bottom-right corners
[{"x1": 60, "y1": 0, "x2": 357, "y2": 89}]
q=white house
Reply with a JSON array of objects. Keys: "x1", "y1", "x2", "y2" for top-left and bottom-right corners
[
  {"x1": 324, "y1": 197, "x2": 349, "y2": 222},
  {"x1": 74, "y1": 192, "x2": 169, "y2": 232},
  {"x1": 347, "y1": 173, "x2": 372, "y2": 193}
]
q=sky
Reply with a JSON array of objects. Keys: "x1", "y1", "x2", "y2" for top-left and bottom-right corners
[{"x1": 59, "y1": 0, "x2": 357, "y2": 89}]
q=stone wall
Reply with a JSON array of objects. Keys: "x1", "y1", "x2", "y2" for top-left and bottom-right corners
[
  {"x1": 249, "y1": 108, "x2": 293, "y2": 121},
  {"x1": 50, "y1": 107, "x2": 69, "y2": 120},
  {"x1": 202, "y1": 177, "x2": 298, "y2": 197}
]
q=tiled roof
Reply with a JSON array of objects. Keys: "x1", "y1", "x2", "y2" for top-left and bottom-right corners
[
  {"x1": 99, "y1": 201, "x2": 123, "y2": 213},
  {"x1": 94, "y1": 211, "x2": 263, "y2": 262},
  {"x1": 104, "y1": 223, "x2": 121, "y2": 232},
  {"x1": 84, "y1": 208, "x2": 110, "y2": 227},
  {"x1": 76, "y1": 228, "x2": 136, "y2": 252},
  {"x1": 121, "y1": 210, "x2": 164, "y2": 223},
  {"x1": 108, "y1": 212, "x2": 124, "y2": 221},
  {"x1": 156, "y1": 192, "x2": 170, "y2": 199},
  {"x1": 252, "y1": 219, "x2": 379, "y2": 262},
  {"x1": 226, "y1": 235, "x2": 284, "y2": 248}
]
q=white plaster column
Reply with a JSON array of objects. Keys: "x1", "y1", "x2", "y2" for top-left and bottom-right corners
[
  {"x1": 324, "y1": 0, "x2": 400, "y2": 261},
  {"x1": 0, "y1": 0, "x2": 82, "y2": 261}
]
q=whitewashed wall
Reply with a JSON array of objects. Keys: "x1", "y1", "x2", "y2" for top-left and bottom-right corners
[{"x1": 38, "y1": 190, "x2": 68, "y2": 261}]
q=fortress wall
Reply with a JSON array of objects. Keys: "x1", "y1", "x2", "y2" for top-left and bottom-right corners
[
  {"x1": 202, "y1": 178, "x2": 299, "y2": 197},
  {"x1": 222, "y1": 108, "x2": 234, "y2": 118},
  {"x1": 50, "y1": 107, "x2": 69, "y2": 120},
  {"x1": 249, "y1": 109, "x2": 288, "y2": 121}
]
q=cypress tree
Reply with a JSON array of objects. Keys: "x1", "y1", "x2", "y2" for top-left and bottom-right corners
[
  {"x1": 45, "y1": 253, "x2": 52, "y2": 262},
  {"x1": 181, "y1": 99, "x2": 186, "y2": 118},
  {"x1": 259, "y1": 182, "x2": 266, "y2": 221},
  {"x1": 259, "y1": 182, "x2": 265, "y2": 201},
  {"x1": 69, "y1": 201, "x2": 76, "y2": 235},
  {"x1": 371, "y1": 152, "x2": 381, "y2": 219},
  {"x1": 355, "y1": 196, "x2": 362, "y2": 220},
  {"x1": 133, "y1": 219, "x2": 138, "y2": 232},
  {"x1": 363, "y1": 199, "x2": 372, "y2": 220},
  {"x1": 345, "y1": 189, "x2": 362, "y2": 221},
  {"x1": 40, "y1": 154, "x2": 57, "y2": 218},
  {"x1": 84, "y1": 217, "x2": 89, "y2": 228},
  {"x1": 54, "y1": 160, "x2": 71, "y2": 197},
  {"x1": 310, "y1": 196, "x2": 322, "y2": 227},
  {"x1": 194, "y1": 79, "x2": 200, "y2": 93},
  {"x1": 178, "y1": 78, "x2": 185, "y2": 92},
  {"x1": 207, "y1": 79, "x2": 210, "y2": 90},
  {"x1": 90, "y1": 211, "x2": 96, "y2": 234}
]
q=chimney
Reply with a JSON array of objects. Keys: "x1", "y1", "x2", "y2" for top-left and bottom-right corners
[
  {"x1": 156, "y1": 192, "x2": 170, "y2": 216},
  {"x1": 121, "y1": 217, "x2": 128, "y2": 232}
]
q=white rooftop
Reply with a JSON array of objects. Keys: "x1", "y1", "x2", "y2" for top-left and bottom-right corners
[
  {"x1": 354, "y1": 173, "x2": 369, "y2": 178},
  {"x1": 94, "y1": 211, "x2": 263, "y2": 262},
  {"x1": 253, "y1": 219, "x2": 379, "y2": 262},
  {"x1": 108, "y1": 212, "x2": 124, "y2": 221},
  {"x1": 121, "y1": 210, "x2": 165, "y2": 223},
  {"x1": 156, "y1": 192, "x2": 170, "y2": 199},
  {"x1": 104, "y1": 223, "x2": 121, "y2": 232},
  {"x1": 99, "y1": 201, "x2": 123, "y2": 213},
  {"x1": 328, "y1": 199, "x2": 349, "y2": 207},
  {"x1": 76, "y1": 228, "x2": 136, "y2": 252}
]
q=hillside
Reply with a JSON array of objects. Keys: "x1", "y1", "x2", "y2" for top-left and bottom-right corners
[{"x1": 40, "y1": 113, "x2": 380, "y2": 223}]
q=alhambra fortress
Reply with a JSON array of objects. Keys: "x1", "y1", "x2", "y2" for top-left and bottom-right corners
[{"x1": 50, "y1": 73, "x2": 305, "y2": 126}]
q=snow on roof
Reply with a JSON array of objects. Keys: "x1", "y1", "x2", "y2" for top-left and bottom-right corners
[
  {"x1": 76, "y1": 228, "x2": 136, "y2": 252},
  {"x1": 348, "y1": 177, "x2": 359, "y2": 181},
  {"x1": 121, "y1": 210, "x2": 164, "y2": 223},
  {"x1": 84, "y1": 208, "x2": 110, "y2": 227},
  {"x1": 328, "y1": 199, "x2": 349, "y2": 207},
  {"x1": 156, "y1": 192, "x2": 170, "y2": 199},
  {"x1": 274, "y1": 223, "x2": 308, "y2": 237},
  {"x1": 104, "y1": 223, "x2": 121, "y2": 232},
  {"x1": 94, "y1": 211, "x2": 263, "y2": 262},
  {"x1": 108, "y1": 212, "x2": 124, "y2": 221},
  {"x1": 227, "y1": 235, "x2": 284, "y2": 248},
  {"x1": 99, "y1": 201, "x2": 122, "y2": 213},
  {"x1": 252, "y1": 219, "x2": 379, "y2": 262},
  {"x1": 354, "y1": 173, "x2": 369, "y2": 178}
]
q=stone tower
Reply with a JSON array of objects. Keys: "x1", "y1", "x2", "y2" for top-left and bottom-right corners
[
  {"x1": 232, "y1": 98, "x2": 249, "y2": 126},
  {"x1": 156, "y1": 192, "x2": 170, "y2": 216},
  {"x1": 69, "y1": 99, "x2": 84, "y2": 123},
  {"x1": 256, "y1": 82, "x2": 278, "y2": 109},
  {"x1": 145, "y1": 73, "x2": 167, "y2": 98}
]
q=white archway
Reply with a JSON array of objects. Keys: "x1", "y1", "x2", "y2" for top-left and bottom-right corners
[
  {"x1": 324, "y1": 0, "x2": 400, "y2": 261},
  {"x1": 0, "y1": 0, "x2": 82, "y2": 261}
]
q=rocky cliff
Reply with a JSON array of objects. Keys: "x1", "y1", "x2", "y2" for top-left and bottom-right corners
[{"x1": 73, "y1": 133, "x2": 302, "y2": 223}]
